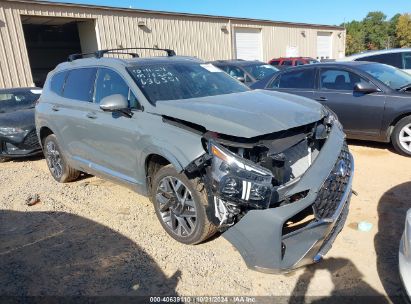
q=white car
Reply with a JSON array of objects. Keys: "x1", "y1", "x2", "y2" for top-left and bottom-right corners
[
  {"x1": 339, "y1": 48, "x2": 411, "y2": 75},
  {"x1": 400, "y1": 209, "x2": 411, "y2": 301}
]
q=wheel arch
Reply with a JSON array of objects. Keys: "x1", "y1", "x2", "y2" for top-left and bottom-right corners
[
  {"x1": 144, "y1": 151, "x2": 184, "y2": 193},
  {"x1": 390, "y1": 112, "x2": 411, "y2": 129},
  {"x1": 39, "y1": 126, "x2": 55, "y2": 147},
  {"x1": 385, "y1": 112, "x2": 411, "y2": 141}
]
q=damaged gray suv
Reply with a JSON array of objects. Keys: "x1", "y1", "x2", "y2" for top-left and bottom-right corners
[{"x1": 36, "y1": 48, "x2": 354, "y2": 273}]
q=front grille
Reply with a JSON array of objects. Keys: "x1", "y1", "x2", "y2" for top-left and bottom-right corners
[
  {"x1": 316, "y1": 197, "x2": 350, "y2": 257},
  {"x1": 312, "y1": 143, "x2": 352, "y2": 220},
  {"x1": 20, "y1": 130, "x2": 40, "y2": 150}
]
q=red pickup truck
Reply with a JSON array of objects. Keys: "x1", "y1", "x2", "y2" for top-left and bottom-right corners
[{"x1": 269, "y1": 57, "x2": 319, "y2": 68}]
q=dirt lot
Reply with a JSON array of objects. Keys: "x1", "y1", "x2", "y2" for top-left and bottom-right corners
[{"x1": 0, "y1": 141, "x2": 410, "y2": 301}]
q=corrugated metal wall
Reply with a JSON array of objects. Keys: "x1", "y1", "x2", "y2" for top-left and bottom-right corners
[{"x1": 0, "y1": 0, "x2": 345, "y2": 88}]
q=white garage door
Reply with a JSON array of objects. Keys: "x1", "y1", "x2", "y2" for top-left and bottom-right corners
[
  {"x1": 317, "y1": 32, "x2": 332, "y2": 59},
  {"x1": 235, "y1": 28, "x2": 262, "y2": 61}
]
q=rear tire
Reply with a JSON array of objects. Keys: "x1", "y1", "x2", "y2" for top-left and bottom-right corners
[
  {"x1": 43, "y1": 134, "x2": 80, "y2": 183},
  {"x1": 150, "y1": 165, "x2": 217, "y2": 245},
  {"x1": 391, "y1": 116, "x2": 411, "y2": 157}
]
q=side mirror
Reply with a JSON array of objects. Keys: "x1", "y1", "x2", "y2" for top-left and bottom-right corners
[
  {"x1": 235, "y1": 76, "x2": 245, "y2": 83},
  {"x1": 99, "y1": 94, "x2": 129, "y2": 112},
  {"x1": 354, "y1": 82, "x2": 379, "y2": 94}
]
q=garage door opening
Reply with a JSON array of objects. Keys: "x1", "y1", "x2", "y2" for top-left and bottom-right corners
[
  {"x1": 21, "y1": 16, "x2": 99, "y2": 87},
  {"x1": 317, "y1": 31, "x2": 333, "y2": 60},
  {"x1": 234, "y1": 28, "x2": 262, "y2": 61}
]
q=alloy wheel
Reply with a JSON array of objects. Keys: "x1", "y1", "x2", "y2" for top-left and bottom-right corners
[
  {"x1": 46, "y1": 141, "x2": 63, "y2": 179},
  {"x1": 156, "y1": 176, "x2": 197, "y2": 237},
  {"x1": 399, "y1": 123, "x2": 411, "y2": 153}
]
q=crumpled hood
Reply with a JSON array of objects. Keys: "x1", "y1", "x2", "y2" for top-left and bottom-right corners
[
  {"x1": 0, "y1": 107, "x2": 35, "y2": 130},
  {"x1": 153, "y1": 90, "x2": 324, "y2": 138}
]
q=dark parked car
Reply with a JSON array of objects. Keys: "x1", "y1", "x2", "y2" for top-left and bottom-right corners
[
  {"x1": 209, "y1": 60, "x2": 279, "y2": 86},
  {"x1": 0, "y1": 87, "x2": 42, "y2": 162},
  {"x1": 251, "y1": 62, "x2": 411, "y2": 156}
]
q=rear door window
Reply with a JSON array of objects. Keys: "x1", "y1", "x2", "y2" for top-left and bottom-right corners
[
  {"x1": 357, "y1": 53, "x2": 402, "y2": 69},
  {"x1": 50, "y1": 71, "x2": 68, "y2": 96},
  {"x1": 281, "y1": 60, "x2": 293, "y2": 66},
  {"x1": 63, "y1": 68, "x2": 97, "y2": 102},
  {"x1": 270, "y1": 68, "x2": 316, "y2": 89},
  {"x1": 225, "y1": 66, "x2": 245, "y2": 78}
]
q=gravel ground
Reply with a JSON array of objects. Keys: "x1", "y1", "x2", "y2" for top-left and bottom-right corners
[{"x1": 0, "y1": 141, "x2": 410, "y2": 300}]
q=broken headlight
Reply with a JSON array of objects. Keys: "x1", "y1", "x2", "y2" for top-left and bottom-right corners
[
  {"x1": 208, "y1": 142, "x2": 273, "y2": 209},
  {"x1": 322, "y1": 106, "x2": 343, "y2": 131}
]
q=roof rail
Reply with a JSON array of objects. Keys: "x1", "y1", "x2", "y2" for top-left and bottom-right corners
[{"x1": 68, "y1": 47, "x2": 176, "y2": 62}]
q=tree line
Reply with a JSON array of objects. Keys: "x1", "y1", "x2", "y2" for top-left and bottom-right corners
[{"x1": 342, "y1": 12, "x2": 411, "y2": 55}]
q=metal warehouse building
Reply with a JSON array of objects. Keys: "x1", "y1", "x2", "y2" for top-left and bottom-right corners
[{"x1": 0, "y1": 0, "x2": 346, "y2": 88}]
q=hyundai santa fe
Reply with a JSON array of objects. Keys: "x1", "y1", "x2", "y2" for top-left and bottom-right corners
[{"x1": 36, "y1": 48, "x2": 354, "y2": 273}]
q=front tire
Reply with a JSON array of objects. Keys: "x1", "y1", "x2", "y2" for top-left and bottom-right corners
[
  {"x1": 150, "y1": 165, "x2": 217, "y2": 245},
  {"x1": 44, "y1": 134, "x2": 80, "y2": 182},
  {"x1": 392, "y1": 116, "x2": 411, "y2": 156}
]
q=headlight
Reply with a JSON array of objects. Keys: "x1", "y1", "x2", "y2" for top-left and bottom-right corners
[
  {"x1": 0, "y1": 127, "x2": 25, "y2": 136},
  {"x1": 208, "y1": 141, "x2": 273, "y2": 208},
  {"x1": 322, "y1": 106, "x2": 343, "y2": 131}
]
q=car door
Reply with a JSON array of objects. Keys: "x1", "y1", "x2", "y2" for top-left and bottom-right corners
[
  {"x1": 54, "y1": 68, "x2": 99, "y2": 161},
  {"x1": 82, "y1": 67, "x2": 143, "y2": 185},
  {"x1": 264, "y1": 67, "x2": 317, "y2": 99},
  {"x1": 313, "y1": 67, "x2": 386, "y2": 137}
]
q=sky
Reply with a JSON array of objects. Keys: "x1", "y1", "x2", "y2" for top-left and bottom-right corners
[{"x1": 46, "y1": 0, "x2": 410, "y2": 26}]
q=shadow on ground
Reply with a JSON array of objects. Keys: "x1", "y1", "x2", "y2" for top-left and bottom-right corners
[
  {"x1": 375, "y1": 182, "x2": 411, "y2": 303},
  {"x1": 288, "y1": 181, "x2": 411, "y2": 304},
  {"x1": 289, "y1": 257, "x2": 389, "y2": 304},
  {"x1": 0, "y1": 210, "x2": 180, "y2": 296}
]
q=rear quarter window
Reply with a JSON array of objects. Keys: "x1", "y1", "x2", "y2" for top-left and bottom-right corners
[{"x1": 63, "y1": 68, "x2": 97, "y2": 102}]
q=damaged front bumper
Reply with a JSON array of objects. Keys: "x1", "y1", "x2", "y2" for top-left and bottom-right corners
[
  {"x1": 222, "y1": 126, "x2": 353, "y2": 273},
  {"x1": 0, "y1": 130, "x2": 42, "y2": 159}
]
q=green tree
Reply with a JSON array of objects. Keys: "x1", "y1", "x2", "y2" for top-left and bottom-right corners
[
  {"x1": 343, "y1": 20, "x2": 365, "y2": 55},
  {"x1": 362, "y1": 11, "x2": 389, "y2": 50},
  {"x1": 396, "y1": 13, "x2": 411, "y2": 47},
  {"x1": 388, "y1": 14, "x2": 401, "y2": 48}
]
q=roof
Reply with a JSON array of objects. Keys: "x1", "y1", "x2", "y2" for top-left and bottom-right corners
[
  {"x1": 270, "y1": 57, "x2": 317, "y2": 60},
  {"x1": 272, "y1": 61, "x2": 377, "y2": 71},
  {"x1": 210, "y1": 60, "x2": 265, "y2": 66},
  {"x1": 4, "y1": 0, "x2": 345, "y2": 30},
  {"x1": 55, "y1": 55, "x2": 203, "y2": 71},
  {"x1": 340, "y1": 48, "x2": 411, "y2": 61}
]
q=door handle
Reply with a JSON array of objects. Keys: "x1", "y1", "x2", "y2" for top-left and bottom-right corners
[
  {"x1": 51, "y1": 105, "x2": 60, "y2": 112},
  {"x1": 86, "y1": 112, "x2": 97, "y2": 119},
  {"x1": 315, "y1": 97, "x2": 328, "y2": 102}
]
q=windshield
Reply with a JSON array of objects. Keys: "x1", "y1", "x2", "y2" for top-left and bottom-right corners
[
  {"x1": 243, "y1": 64, "x2": 279, "y2": 80},
  {"x1": 128, "y1": 62, "x2": 249, "y2": 103},
  {"x1": 357, "y1": 63, "x2": 411, "y2": 90},
  {"x1": 0, "y1": 89, "x2": 41, "y2": 113}
]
